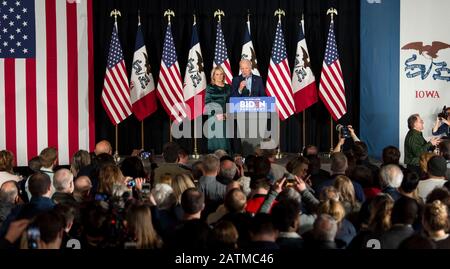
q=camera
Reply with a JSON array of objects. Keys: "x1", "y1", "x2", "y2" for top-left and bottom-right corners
[
  {"x1": 283, "y1": 173, "x2": 296, "y2": 187},
  {"x1": 27, "y1": 226, "x2": 40, "y2": 249},
  {"x1": 438, "y1": 106, "x2": 448, "y2": 120},
  {"x1": 127, "y1": 179, "x2": 136, "y2": 188},
  {"x1": 142, "y1": 183, "x2": 151, "y2": 193},
  {"x1": 140, "y1": 151, "x2": 151, "y2": 160},
  {"x1": 336, "y1": 124, "x2": 351, "y2": 138}
]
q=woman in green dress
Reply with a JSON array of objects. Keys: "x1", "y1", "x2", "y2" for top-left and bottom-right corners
[{"x1": 205, "y1": 66, "x2": 231, "y2": 153}]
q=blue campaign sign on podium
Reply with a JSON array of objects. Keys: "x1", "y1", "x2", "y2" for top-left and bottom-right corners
[
  {"x1": 229, "y1": 97, "x2": 276, "y2": 113},
  {"x1": 227, "y1": 97, "x2": 278, "y2": 155}
]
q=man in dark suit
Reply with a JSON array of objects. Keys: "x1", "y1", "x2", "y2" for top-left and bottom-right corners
[
  {"x1": 231, "y1": 59, "x2": 265, "y2": 97},
  {"x1": 230, "y1": 60, "x2": 266, "y2": 155}
]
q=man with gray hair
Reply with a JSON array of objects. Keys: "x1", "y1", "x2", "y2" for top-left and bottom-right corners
[
  {"x1": 198, "y1": 155, "x2": 239, "y2": 218},
  {"x1": 0, "y1": 181, "x2": 20, "y2": 228},
  {"x1": 51, "y1": 169, "x2": 76, "y2": 206},
  {"x1": 73, "y1": 176, "x2": 92, "y2": 203},
  {"x1": 380, "y1": 164, "x2": 403, "y2": 201},
  {"x1": 198, "y1": 154, "x2": 227, "y2": 203},
  {"x1": 404, "y1": 113, "x2": 440, "y2": 173},
  {"x1": 318, "y1": 152, "x2": 365, "y2": 202},
  {"x1": 310, "y1": 214, "x2": 338, "y2": 249}
]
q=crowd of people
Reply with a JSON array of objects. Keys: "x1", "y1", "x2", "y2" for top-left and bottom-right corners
[{"x1": 0, "y1": 113, "x2": 449, "y2": 250}]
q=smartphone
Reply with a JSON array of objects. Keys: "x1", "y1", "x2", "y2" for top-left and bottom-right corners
[
  {"x1": 27, "y1": 226, "x2": 40, "y2": 249},
  {"x1": 127, "y1": 179, "x2": 136, "y2": 188},
  {"x1": 142, "y1": 183, "x2": 151, "y2": 193}
]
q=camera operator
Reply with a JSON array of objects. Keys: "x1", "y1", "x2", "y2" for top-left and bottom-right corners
[
  {"x1": 333, "y1": 125, "x2": 360, "y2": 153},
  {"x1": 432, "y1": 106, "x2": 450, "y2": 138},
  {"x1": 404, "y1": 114, "x2": 440, "y2": 174}
]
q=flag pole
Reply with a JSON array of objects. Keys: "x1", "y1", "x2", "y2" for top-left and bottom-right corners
[
  {"x1": 274, "y1": 9, "x2": 285, "y2": 160},
  {"x1": 303, "y1": 111, "x2": 306, "y2": 151},
  {"x1": 141, "y1": 121, "x2": 145, "y2": 150},
  {"x1": 192, "y1": 118, "x2": 200, "y2": 159},
  {"x1": 326, "y1": 8, "x2": 338, "y2": 156},
  {"x1": 330, "y1": 116, "x2": 334, "y2": 155},
  {"x1": 111, "y1": 9, "x2": 121, "y2": 163},
  {"x1": 169, "y1": 121, "x2": 173, "y2": 142},
  {"x1": 114, "y1": 125, "x2": 120, "y2": 163}
]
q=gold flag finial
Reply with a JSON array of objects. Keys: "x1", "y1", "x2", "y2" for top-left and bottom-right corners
[
  {"x1": 110, "y1": 9, "x2": 121, "y2": 24},
  {"x1": 327, "y1": 8, "x2": 338, "y2": 22},
  {"x1": 214, "y1": 9, "x2": 225, "y2": 23},
  {"x1": 274, "y1": 9, "x2": 285, "y2": 23},
  {"x1": 164, "y1": 9, "x2": 175, "y2": 24}
]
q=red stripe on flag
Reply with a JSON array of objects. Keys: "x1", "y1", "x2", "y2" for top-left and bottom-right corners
[
  {"x1": 87, "y1": 0, "x2": 95, "y2": 151},
  {"x1": 267, "y1": 66, "x2": 292, "y2": 113},
  {"x1": 67, "y1": 2, "x2": 79, "y2": 160},
  {"x1": 223, "y1": 60, "x2": 232, "y2": 84},
  {"x1": 319, "y1": 79, "x2": 341, "y2": 120},
  {"x1": 106, "y1": 70, "x2": 129, "y2": 115},
  {"x1": 26, "y1": 59, "x2": 37, "y2": 160},
  {"x1": 326, "y1": 64, "x2": 346, "y2": 106},
  {"x1": 323, "y1": 68, "x2": 346, "y2": 114},
  {"x1": 117, "y1": 62, "x2": 132, "y2": 107},
  {"x1": 4, "y1": 59, "x2": 17, "y2": 164},
  {"x1": 273, "y1": 63, "x2": 294, "y2": 108},
  {"x1": 318, "y1": 89, "x2": 339, "y2": 121},
  {"x1": 46, "y1": 0, "x2": 58, "y2": 148}
]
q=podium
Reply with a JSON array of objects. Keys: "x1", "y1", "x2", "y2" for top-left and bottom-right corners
[{"x1": 227, "y1": 97, "x2": 277, "y2": 156}]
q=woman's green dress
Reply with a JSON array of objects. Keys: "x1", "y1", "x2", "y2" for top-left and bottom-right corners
[{"x1": 205, "y1": 84, "x2": 231, "y2": 153}]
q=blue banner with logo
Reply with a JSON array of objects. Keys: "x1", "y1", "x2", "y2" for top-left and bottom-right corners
[{"x1": 229, "y1": 97, "x2": 276, "y2": 113}]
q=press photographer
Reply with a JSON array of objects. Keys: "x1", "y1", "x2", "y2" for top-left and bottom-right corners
[
  {"x1": 333, "y1": 124, "x2": 360, "y2": 153},
  {"x1": 432, "y1": 106, "x2": 450, "y2": 138}
]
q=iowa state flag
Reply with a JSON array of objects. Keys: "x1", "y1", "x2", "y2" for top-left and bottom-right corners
[
  {"x1": 130, "y1": 20, "x2": 157, "y2": 121},
  {"x1": 183, "y1": 21, "x2": 206, "y2": 120},
  {"x1": 240, "y1": 20, "x2": 260, "y2": 76},
  {"x1": 292, "y1": 19, "x2": 318, "y2": 113}
]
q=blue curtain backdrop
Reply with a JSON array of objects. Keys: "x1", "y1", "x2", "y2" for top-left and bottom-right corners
[{"x1": 360, "y1": 0, "x2": 399, "y2": 159}]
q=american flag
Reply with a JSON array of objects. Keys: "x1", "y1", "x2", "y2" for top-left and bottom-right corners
[
  {"x1": 265, "y1": 22, "x2": 296, "y2": 120},
  {"x1": 319, "y1": 20, "x2": 347, "y2": 121},
  {"x1": 101, "y1": 22, "x2": 132, "y2": 125},
  {"x1": 156, "y1": 23, "x2": 187, "y2": 123},
  {"x1": 0, "y1": 0, "x2": 94, "y2": 166},
  {"x1": 213, "y1": 21, "x2": 232, "y2": 85}
]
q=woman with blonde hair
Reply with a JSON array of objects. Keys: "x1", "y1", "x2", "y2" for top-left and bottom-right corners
[
  {"x1": 317, "y1": 199, "x2": 356, "y2": 247},
  {"x1": 125, "y1": 202, "x2": 163, "y2": 249},
  {"x1": 348, "y1": 193, "x2": 394, "y2": 249},
  {"x1": 334, "y1": 175, "x2": 361, "y2": 215},
  {"x1": 0, "y1": 150, "x2": 21, "y2": 186},
  {"x1": 97, "y1": 164, "x2": 129, "y2": 199},
  {"x1": 423, "y1": 200, "x2": 450, "y2": 248},
  {"x1": 171, "y1": 173, "x2": 195, "y2": 205},
  {"x1": 419, "y1": 152, "x2": 436, "y2": 179},
  {"x1": 205, "y1": 66, "x2": 231, "y2": 153}
]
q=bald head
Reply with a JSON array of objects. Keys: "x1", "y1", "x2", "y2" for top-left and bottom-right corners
[
  {"x1": 74, "y1": 176, "x2": 92, "y2": 200},
  {"x1": 0, "y1": 181, "x2": 19, "y2": 203},
  {"x1": 53, "y1": 168, "x2": 74, "y2": 193},
  {"x1": 95, "y1": 140, "x2": 112, "y2": 155}
]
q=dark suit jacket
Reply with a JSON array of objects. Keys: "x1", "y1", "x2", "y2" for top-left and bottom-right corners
[{"x1": 231, "y1": 74, "x2": 265, "y2": 97}]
